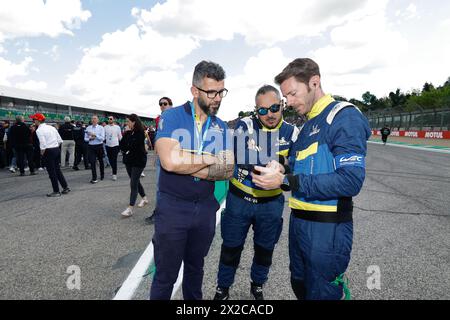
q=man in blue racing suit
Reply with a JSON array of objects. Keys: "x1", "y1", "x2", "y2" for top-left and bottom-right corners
[
  {"x1": 214, "y1": 85, "x2": 299, "y2": 300},
  {"x1": 252, "y1": 58, "x2": 371, "y2": 300}
]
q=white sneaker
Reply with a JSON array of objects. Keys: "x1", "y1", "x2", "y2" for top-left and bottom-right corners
[
  {"x1": 137, "y1": 199, "x2": 149, "y2": 208},
  {"x1": 24, "y1": 167, "x2": 30, "y2": 171},
  {"x1": 9, "y1": 167, "x2": 15, "y2": 173},
  {"x1": 121, "y1": 207, "x2": 133, "y2": 217},
  {"x1": 38, "y1": 167, "x2": 44, "y2": 171},
  {"x1": 141, "y1": 172, "x2": 145, "y2": 177},
  {"x1": 112, "y1": 175, "x2": 117, "y2": 181}
]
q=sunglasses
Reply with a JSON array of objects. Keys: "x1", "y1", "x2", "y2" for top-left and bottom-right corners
[
  {"x1": 159, "y1": 102, "x2": 169, "y2": 107},
  {"x1": 256, "y1": 104, "x2": 281, "y2": 116}
]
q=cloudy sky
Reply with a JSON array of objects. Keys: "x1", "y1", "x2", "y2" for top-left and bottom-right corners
[{"x1": 1, "y1": 0, "x2": 449, "y2": 120}]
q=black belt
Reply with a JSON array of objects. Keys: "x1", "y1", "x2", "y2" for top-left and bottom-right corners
[
  {"x1": 291, "y1": 197, "x2": 353, "y2": 223},
  {"x1": 229, "y1": 182, "x2": 281, "y2": 204}
]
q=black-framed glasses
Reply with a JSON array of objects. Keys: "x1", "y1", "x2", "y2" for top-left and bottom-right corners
[
  {"x1": 159, "y1": 102, "x2": 168, "y2": 107},
  {"x1": 195, "y1": 86, "x2": 228, "y2": 99},
  {"x1": 256, "y1": 104, "x2": 281, "y2": 116}
]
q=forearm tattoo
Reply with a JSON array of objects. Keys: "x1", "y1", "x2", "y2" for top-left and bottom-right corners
[
  {"x1": 206, "y1": 150, "x2": 234, "y2": 181},
  {"x1": 206, "y1": 163, "x2": 234, "y2": 181}
]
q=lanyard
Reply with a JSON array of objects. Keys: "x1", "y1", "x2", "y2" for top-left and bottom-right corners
[
  {"x1": 190, "y1": 102, "x2": 211, "y2": 155},
  {"x1": 190, "y1": 102, "x2": 211, "y2": 182}
]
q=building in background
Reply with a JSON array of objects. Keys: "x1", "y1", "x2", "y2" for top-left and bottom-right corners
[{"x1": 0, "y1": 85, "x2": 155, "y2": 127}]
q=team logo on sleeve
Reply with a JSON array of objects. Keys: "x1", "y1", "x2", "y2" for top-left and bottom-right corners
[{"x1": 335, "y1": 154, "x2": 365, "y2": 169}]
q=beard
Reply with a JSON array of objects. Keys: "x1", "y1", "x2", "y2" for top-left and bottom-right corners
[{"x1": 198, "y1": 96, "x2": 221, "y2": 116}]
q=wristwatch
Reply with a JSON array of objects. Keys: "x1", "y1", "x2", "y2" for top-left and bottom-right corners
[{"x1": 281, "y1": 174, "x2": 291, "y2": 191}]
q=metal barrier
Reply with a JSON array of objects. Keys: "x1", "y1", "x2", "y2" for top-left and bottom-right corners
[{"x1": 366, "y1": 108, "x2": 450, "y2": 131}]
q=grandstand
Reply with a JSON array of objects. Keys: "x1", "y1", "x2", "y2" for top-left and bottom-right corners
[{"x1": 0, "y1": 85, "x2": 155, "y2": 126}]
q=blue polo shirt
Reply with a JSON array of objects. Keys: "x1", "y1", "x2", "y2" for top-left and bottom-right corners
[{"x1": 155, "y1": 101, "x2": 232, "y2": 201}]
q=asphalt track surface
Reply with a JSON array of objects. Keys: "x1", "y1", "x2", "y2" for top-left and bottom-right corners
[{"x1": 0, "y1": 144, "x2": 449, "y2": 300}]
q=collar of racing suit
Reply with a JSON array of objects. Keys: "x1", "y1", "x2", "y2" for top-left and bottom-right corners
[{"x1": 307, "y1": 94, "x2": 335, "y2": 120}]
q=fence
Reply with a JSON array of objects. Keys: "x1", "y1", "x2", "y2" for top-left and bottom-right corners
[{"x1": 366, "y1": 108, "x2": 450, "y2": 131}]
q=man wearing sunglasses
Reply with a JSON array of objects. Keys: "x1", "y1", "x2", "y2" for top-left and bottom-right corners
[
  {"x1": 252, "y1": 58, "x2": 371, "y2": 300},
  {"x1": 144, "y1": 97, "x2": 173, "y2": 225},
  {"x1": 104, "y1": 116, "x2": 122, "y2": 181},
  {"x1": 214, "y1": 85, "x2": 299, "y2": 300},
  {"x1": 150, "y1": 61, "x2": 234, "y2": 300}
]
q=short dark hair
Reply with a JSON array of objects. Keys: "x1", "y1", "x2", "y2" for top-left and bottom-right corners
[
  {"x1": 255, "y1": 85, "x2": 281, "y2": 103},
  {"x1": 159, "y1": 97, "x2": 173, "y2": 106},
  {"x1": 274, "y1": 58, "x2": 321, "y2": 86},
  {"x1": 192, "y1": 60, "x2": 226, "y2": 87}
]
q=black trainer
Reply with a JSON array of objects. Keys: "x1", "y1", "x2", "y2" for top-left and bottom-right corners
[
  {"x1": 47, "y1": 192, "x2": 61, "y2": 197},
  {"x1": 72, "y1": 166, "x2": 79, "y2": 171},
  {"x1": 62, "y1": 187, "x2": 71, "y2": 194},
  {"x1": 250, "y1": 282, "x2": 264, "y2": 300},
  {"x1": 213, "y1": 286, "x2": 229, "y2": 300}
]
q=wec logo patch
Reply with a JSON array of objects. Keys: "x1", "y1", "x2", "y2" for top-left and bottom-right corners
[
  {"x1": 340, "y1": 155, "x2": 363, "y2": 163},
  {"x1": 335, "y1": 154, "x2": 365, "y2": 169}
]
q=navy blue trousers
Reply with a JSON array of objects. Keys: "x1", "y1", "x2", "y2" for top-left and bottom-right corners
[
  {"x1": 289, "y1": 216, "x2": 353, "y2": 300},
  {"x1": 150, "y1": 192, "x2": 219, "y2": 300},
  {"x1": 217, "y1": 192, "x2": 284, "y2": 288}
]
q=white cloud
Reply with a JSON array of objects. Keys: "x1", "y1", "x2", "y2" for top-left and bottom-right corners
[
  {"x1": 15, "y1": 80, "x2": 48, "y2": 91},
  {"x1": 396, "y1": 3, "x2": 419, "y2": 20},
  {"x1": 312, "y1": 1, "x2": 410, "y2": 99},
  {"x1": 63, "y1": 0, "x2": 449, "y2": 120},
  {"x1": 65, "y1": 23, "x2": 199, "y2": 116},
  {"x1": 0, "y1": 0, "x2": 91, "y2": 42},
  {"x1": 222, "y1": 48, "x2": 292, "y2": 120},
  {"x1": 16, "y1": 40, "x2": 37, "y2": 55},
  {"x1": 133, "y1": 0, "x2": 369, "y2": 46},
  {"x1": 44, "y1": 45, "x2": 60, "y2": 61},
  {"x1": 0, "y1": 56, "x2": 33, "y2": 86},
  {"x1": 64, "y1": 0, "x2": 379, "y2": 119}
]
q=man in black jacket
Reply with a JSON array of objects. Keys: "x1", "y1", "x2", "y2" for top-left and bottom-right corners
[
  {"x1": 73, "y1": 121, "x2": 89, "y2": 170},
  {"x1": 58, "y1": 116, "x2": 75, "y2": 169},
  {"x1": 380, "y1": 125, "x2": 391, "y2": 145},
  {"x1": 9, "y1": 115, "x2": 35, "y2": 176}
]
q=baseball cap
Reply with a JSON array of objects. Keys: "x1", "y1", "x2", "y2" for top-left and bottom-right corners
[{"x1": 30, "y1": 113, "x2": 46, "y2": 121}]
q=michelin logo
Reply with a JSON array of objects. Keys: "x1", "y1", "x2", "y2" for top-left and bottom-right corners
[{"x1": 336, "y1": 154, "x2": 365, "y2": 168}]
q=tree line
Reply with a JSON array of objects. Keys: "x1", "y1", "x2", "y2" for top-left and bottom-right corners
[
  {"x1": 236, "y1": 77, "x2": 450, "y2": 119},
  {"x1": 337, "y1": 77, "x2": 450, "y2": 113}
]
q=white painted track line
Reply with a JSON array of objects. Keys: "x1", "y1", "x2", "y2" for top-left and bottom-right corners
[
  {"x1": 368, "y1": 141, "x2": 450, "y2": 154},
  {"x1": 113, "y1": 240, "x2": 154, "y2": 300}
]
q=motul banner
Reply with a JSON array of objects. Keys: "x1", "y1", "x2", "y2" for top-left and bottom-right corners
[{"x1": 371, "y1": 130, "x2": 450, "y2": 139}]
